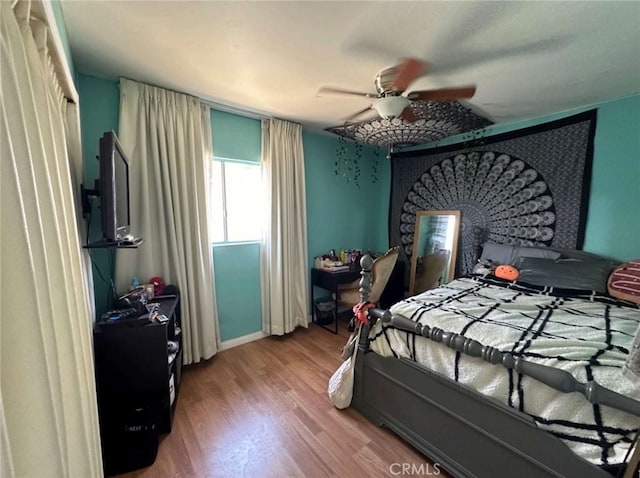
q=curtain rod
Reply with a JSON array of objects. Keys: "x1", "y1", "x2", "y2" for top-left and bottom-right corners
[
  {"x1": 118, "y1": 76, "x2": 305, "y2": 126},
  {"x1": 37, "y1": 0, "x2": 79, "y2": 104},
  {"x1": 203, "y1": 99, "x2": 304, "y2": 127},
  {"x1": 118, "y1": 76, "x2": 269, "y2": 121},
  {"x1": 201, "y1": 99, "x2": 269, "y2": 121}
]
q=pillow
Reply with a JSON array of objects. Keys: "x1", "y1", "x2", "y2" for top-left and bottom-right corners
[
  {"x1": 516, "y1": 257, "x2": 615, "y2": 293},
  {"x1": 550, "y1": 248, "x2": 616, "y2": 263},
  {"x1": 480, "y1": 243, "x2": 515, "y2": 264},
  {"x1": 608, "y1": 259, "x2": 640, "y2": 304},
  {"x1": 480, "y1": 243, "x2": 561, "y2": 265},
  {"x1": 518, "y1": 247, "x2": 563, "y2": 261}
]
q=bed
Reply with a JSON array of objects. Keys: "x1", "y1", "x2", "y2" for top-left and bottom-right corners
[{"x1": 350, "y1": 249, "x2": 640, "y2": 478}]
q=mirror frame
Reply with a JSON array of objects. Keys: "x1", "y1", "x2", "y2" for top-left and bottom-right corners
[{"x1": 408, "y1": 210, "x2": 461, "y2": 296}]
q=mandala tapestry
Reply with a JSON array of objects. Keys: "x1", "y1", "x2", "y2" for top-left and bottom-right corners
[{"x1": 389, "y1": 110, "x2": 597, "y2": 276}]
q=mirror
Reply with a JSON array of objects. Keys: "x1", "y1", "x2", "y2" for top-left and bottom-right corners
[{"x1": 409, "y1": 210, "x2": 461, "y2": 296}]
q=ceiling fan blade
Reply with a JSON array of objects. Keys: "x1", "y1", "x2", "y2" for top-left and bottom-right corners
[
  {"x1": 407, "y1": 86, "x2": 477, "y2": 102},
  {"x1": 390, "y1": 58, "x2": 428, "y2": 93},
  {"x1": 342, "y1": 105, "x2": 374, "y2": 123},
  {"x1": 399, "y1": 106, "x2": 417, "y2": 123},
  {"x1": 317, "y1": 86, "x2": 378, "y2": 99}
]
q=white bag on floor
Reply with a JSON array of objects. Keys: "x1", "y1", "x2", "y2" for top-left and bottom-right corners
[{"x1": 328, "y1": 325, "x2": 361, "y2": 409}]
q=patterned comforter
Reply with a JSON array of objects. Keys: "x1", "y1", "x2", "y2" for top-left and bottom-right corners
[{"x1": 368, "y1": 276, "x2": 640, "y2": 466}]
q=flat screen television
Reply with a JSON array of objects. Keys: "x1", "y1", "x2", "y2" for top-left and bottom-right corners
[{"x1": 99, "y1": 131, "x2": 131, "y2": 242}]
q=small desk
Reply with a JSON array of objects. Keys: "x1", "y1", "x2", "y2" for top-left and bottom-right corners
[{"x1": 310, "y1": 267, "x2": 361, "y2": 334}]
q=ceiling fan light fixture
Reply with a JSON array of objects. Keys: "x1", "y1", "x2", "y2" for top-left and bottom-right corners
[
  {"x1": 326, "y1": 101, "x2": 493, "y2": 150},
  {"x1": 373, "y1": 96, "x2": 410, "y2": 119}
]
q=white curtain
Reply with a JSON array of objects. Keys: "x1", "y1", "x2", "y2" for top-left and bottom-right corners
[
  {"x1": 260, "y1": 118, "x2": 309, "y2": 335},
  {"x1": 64, "y1": 96, "x2": 97, "y2": 316},
  {"x1": 1, "y1": 1, "x2": 102, "y2": 476},
  {"x1": 116, "y1": 78, "x2": 219, "y2": 363}
]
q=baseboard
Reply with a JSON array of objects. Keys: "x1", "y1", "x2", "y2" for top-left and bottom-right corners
[
  {"x1": 219, "y1": 330, "x2": 268, "y2": 351},
  {"x1": 221, "y1": 317, "x2": 316, "y2": 350}
]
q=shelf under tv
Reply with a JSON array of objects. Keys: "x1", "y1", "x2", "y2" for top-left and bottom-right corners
[{"x1": 83, "y1": 237, "x2": 144, "y2": 249}]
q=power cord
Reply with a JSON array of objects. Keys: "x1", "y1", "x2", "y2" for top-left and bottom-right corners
[
  {"x1": 108, "y1": 246, "x2": 117, "y2": 303},
  {"x1": 86, "y1": 199, "x2": 117, "y2": 300}
]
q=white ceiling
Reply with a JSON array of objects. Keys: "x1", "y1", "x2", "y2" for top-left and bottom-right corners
[{"x1": 61, "y1": 1, "x2": 640, "y2": 133}]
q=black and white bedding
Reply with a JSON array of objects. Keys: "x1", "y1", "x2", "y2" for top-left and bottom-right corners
[{"x1": 369, "y1": 276, "x2": 640, "y2": 467}]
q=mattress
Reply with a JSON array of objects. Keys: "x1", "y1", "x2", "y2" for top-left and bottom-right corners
[{"x1": 368, "y1": 276, "x2": 640, "y2": 466}]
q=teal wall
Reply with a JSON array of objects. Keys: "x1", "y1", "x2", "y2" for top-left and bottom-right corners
[
  {"x1": 213, "y1": 244, "x2": 262, "y2": 341},
  {"x1": 210, "y1": 111, "x2": 263, "y2": 339},
  {"x1": 303, "y1": 132, "x2": 389, "y2": 301},
  {"x1": 585, "y1": 95, "x2": 640, "y2": 260},
  {"x1": 77, "y1": 75, "x2": 120, "y2": 314},
  {"x1": 78, "y1": 76, "x2": 120, "y2": 185},
  {"x1": 303, "y1": 131, "x2": 389, "y2": 265},
  {"x1": 51, "y1": 1, "x2": 75, "y2": 82},
  {"x1": 406, "y1": 94, "x2": 640, "y2": 262},
  {"x1": 211, "y1": 109, "x2": 261, "y2": 162}
]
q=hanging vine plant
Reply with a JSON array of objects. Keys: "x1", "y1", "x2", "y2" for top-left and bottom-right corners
[
  {"x1": 353, "y1": 141, "x2": 362, "y2": 186},
  {"x1": 334, "y1": 136, "x2": 362, "y2": 188},
  {"x1": 371, "y1": 147, "x2": 380, "y2": 183},
  {"x1": 461, "y1": 126, "x2": 490, "y2": 148}
]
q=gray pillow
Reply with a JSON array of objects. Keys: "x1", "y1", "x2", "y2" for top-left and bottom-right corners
[
  {"x1": 480, "y1": 243, "x2": 561, "y2": 265},
  {"x1": 549, "y1": 248, "x2": 618, "y2": 263},
  {"x1": 517, "y1": 257, "x2": 615, "y2": 293},
  {"x1": 480, "y1": 243, "x2": 515, "y2": 264},
  {"x1": 517, "y1": 247, "x2": 562, "y2": 262}
]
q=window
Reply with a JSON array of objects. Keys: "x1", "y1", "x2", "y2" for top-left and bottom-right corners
[{"x1": 209, "y1": 158, "x2": 263, "y2": 243}]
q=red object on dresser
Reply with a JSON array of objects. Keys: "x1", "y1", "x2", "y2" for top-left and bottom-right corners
[{"x1": 149, "y1": 276, "x2": 166, "y2": 295}]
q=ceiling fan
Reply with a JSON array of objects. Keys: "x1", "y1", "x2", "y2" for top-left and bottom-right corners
[{"x1": 318, "y1": 58, "x2": 477, "y2": 123}]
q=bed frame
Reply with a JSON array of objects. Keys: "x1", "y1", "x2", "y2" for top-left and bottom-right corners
[{"x1": 351, "y1": 254, "x2": 640, "y2": 478}]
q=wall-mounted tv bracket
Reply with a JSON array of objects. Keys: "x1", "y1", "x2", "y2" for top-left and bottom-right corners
[{"x1": 80, "y1": 179, "x2": 100, "y2": 217}]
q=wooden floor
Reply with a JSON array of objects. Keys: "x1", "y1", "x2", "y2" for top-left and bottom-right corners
[{"x1": 116, "y1": 321, "x2": 448, "y2": 478}]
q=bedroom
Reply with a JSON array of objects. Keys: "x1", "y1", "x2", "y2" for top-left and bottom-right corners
[{"x1": 1, "y1": 1, "x2": 639, "y2": 477}]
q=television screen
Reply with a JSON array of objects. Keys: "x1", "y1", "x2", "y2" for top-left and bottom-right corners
[
  {"x1": 113, "y1": 143, "x2": 130, "y2": 236},
  {"x1": 99, "y1": 131, "x2": 130, "y2": 242}
]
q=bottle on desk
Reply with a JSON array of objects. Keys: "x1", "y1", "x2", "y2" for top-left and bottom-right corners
[{"x1": 130, "y1": 276, "x2": 140, "y2": 290}]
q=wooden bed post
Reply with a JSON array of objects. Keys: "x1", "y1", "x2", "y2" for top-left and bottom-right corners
[
  {"x1": 471, "y1": 226, "x2": 484, "y2": 265},
  {"x1": 623, "y1": 440, "x2": 640, "y2": 478},
  {"x1": 359, "y1": 253, "x2": 373, "y2": 304},
  {"x1": 356, "y1": 254, "x2": 374, "y2": 351}
]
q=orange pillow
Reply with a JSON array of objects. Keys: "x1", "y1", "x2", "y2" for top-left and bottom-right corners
[
  {"x1": 608, "y1": 260, "x2": 640, "y2": 304},
  {"x1": 495, "y1": 265, "x2": 519, "y2": 281}
]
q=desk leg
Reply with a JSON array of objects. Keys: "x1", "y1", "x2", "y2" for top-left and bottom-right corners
[
  {"x1": 310, "y1": 283, "x2": 315, "y2": 325},
  {"x1": 310, "y1": 285, "x2": 339, "y2": 335},
  {"x1": 333, "y1": 290, "x2": 338, "y2": 334}
]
